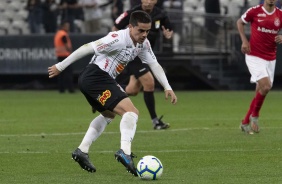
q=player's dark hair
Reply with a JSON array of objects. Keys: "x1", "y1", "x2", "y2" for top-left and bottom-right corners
[{"x1": 129, "y1": 10, "x2": 152, "y2": 27}]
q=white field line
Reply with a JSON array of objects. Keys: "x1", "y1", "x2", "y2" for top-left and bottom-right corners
[
  {"x1": 0, "y1": 128, "x2": 190, "y2": 137},
  {"x1": 0, "y1": 127, "x2": 281, "y2": 137},
  {"x1": 0, "y1": 148, "x2": 281, "y2": 154}
]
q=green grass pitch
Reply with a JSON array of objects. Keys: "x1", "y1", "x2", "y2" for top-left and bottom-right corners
[{"x1": 1, "y1": 90, "x2": 282, "y2": 184}]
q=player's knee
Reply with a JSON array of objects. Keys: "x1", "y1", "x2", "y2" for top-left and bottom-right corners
[
  {"x1": 262, "y1": 85, "x2": 272, "y2": 94},
  {"x1": 260, "y1": 84, "x2": 272, "y2": 95},
  {"x1": 128, "y1": 108, "x2": 139, "y2": 116},
  {"x1": 126, "y1": 88, "x2": 140, "y2": 96},
  {"x1": 101, "y1": 111, "x2": 116, "y2": 119}
]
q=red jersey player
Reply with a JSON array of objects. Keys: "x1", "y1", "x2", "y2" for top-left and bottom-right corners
[{"x1": 237, "y1": 0, "x2": 282, "y2": 134}]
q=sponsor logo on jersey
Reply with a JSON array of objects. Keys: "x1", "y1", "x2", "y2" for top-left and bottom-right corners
[
  {"x1": 94, "y1": 40, "x2": 103, "y2": 46},
  {"x1": 97, "y1": 39, "x2": 119, "y2": 51},
  {"x1": 115, "y1": 12, "x2": 128, "y2": 24},
  {"x1": 111, "y1": 33, "x2": 118, "y2": 38},
  {"x1": 274, "y1": 18, "x2": 280, "y2": 27},
  {"x1": 258, "y1": 19, "x2": 264, "y2": 22},
  {"x1": 115, "y1": 63, "x2": 125, "y2": 73},
  {"x1": 104, "y1": 59, "x2": 109, "y2": 69},
  {"x1": 257, "y1": 26, "x2": 279, "y2": 34},
  {"x1": 155, "y1": 20, "x2": 160, "y2": 29},
  {"x1": 257, "y1": 13, "x2": 266, "y2": 17},
  {"x1": 98, "y1": 90, "x2": 111, "y2": 106}
]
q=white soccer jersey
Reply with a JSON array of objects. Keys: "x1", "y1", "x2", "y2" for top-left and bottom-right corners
[{"x1": 89, "y1": 28, "x2": 158, "y2": 79}]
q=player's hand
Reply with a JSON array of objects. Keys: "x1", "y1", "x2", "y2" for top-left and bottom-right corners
[
  {"x1": 241, "y1": 41, "x2": 250, "y2": 54},
  {"x1": 162, "y1": 26, "x2": 173, "y2": 39},
  {"x1": 275, "y1": 35, "x2": 282, "y2": 44},
  {"x1": 164, "y1": 90, "x2": 177, "y2": 105},
  {"x1": 48, "y1": 65, "x2": 61, "y2": 78}
]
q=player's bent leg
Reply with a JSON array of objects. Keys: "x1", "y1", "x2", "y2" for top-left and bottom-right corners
[
  {"x1": 113, "y1": 97, "x2": 139, "y2": 116},
  {"x1": 138, "y1": 71, "x2": 155, "y2": 91},
  {"x1": 125, "y1": 75, "x2": 142, "y2": 96},
  {"x1": 138, "y1": 72, "x2": 170, "y2": 130},
  {"x1": 113, "y1": 99, "x2": 139, "y2": 176},
  {"x1": 257, "y1": 77, "x2": 272, "y2": 96}
]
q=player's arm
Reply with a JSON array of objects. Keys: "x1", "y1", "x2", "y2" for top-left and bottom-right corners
[
  {"x1": 139, "y1": 41, "x2": 177, "y2": 104},
  {"x1": 148, "y1": 62, "x2": 177, "y2": 104},
  {"x1": 48, "y1": 43, "x2": 94, "y2": 78},
  {"x1": 237, "y1": 18, "x2": 250, "y2": 54}
]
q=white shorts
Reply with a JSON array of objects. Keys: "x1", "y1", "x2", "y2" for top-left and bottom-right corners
[{"x1": 245, "y1": 55, "x2": 276, "y2": 84}]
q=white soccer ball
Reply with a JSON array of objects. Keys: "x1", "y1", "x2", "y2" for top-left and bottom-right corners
[{"x1": 136, "y1": 155, "x2": 163, "y2": 180}]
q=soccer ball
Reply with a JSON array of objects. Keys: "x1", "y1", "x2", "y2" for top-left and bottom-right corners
[{"x1": 136, "y1": 155, "x2": 163, "y2": 180}]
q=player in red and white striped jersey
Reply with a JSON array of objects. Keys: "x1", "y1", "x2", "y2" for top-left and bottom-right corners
[{"x1": 237, "y1": 0, "x2": 282, "y2": 134}]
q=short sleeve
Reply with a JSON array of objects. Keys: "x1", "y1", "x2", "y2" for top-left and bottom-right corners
[{"x1": 241, "y1": 7, "x2": 256, "y2": 24}]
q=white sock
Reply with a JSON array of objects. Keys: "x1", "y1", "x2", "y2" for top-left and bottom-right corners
[
  {"x1": 120, "y1": 112, "x2": 138, "y2": 155},
  {"x1": 78, "y1": 114, "x2": 112, "y2": 153}
]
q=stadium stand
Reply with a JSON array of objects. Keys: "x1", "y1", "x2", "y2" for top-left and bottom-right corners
[
  {"x1": 0, "y1": 0, "x2": 253, "y2": 35},
  {"x1": 0, "y1": 0, "x2": 266, "y2": 90}
]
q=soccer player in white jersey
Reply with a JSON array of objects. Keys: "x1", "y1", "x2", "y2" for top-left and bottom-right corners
[
  {"x1": 237, "y1": 0, "x2": 282, "y2": 134},
  {"x1": 48, "y1": 10, "x2": 177, "y2": 176}
]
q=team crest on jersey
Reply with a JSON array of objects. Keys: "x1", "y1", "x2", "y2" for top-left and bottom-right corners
[
  {"x1": 98, "y1": 90, "x2": 111, "y2": 106},
  {"x1": 155, "y1": 20, "x2": 160, "y2": 29},
  {"x1": 274, "y1": 18, "x2": 280, "y2": 27}
]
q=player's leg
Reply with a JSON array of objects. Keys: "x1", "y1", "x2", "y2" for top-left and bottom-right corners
[
  {"x1": 125, "y1": 75, "x2": 143, "y2": 96},
  {"x1": 113, "y1": 97, "x2": 139, "y2": 176},
  {"x1": 138, "y1": 71, "x2": 170, "y2": 129},
  {"x1": 241, "y1": 55, "x2": 275, "y2": 133},
  {"x1": 249, "y1": 77, "x2": 272, "y2": 133},
  {"x1": 72, "y1": 64, "x2": 116, "y2": 172},
  {"x1": 72, "y1": 111, "x2": 114, "y2": 172}
]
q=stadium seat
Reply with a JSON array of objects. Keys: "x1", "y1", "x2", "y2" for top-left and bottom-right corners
[
  {"x1": 7, "y1": 1, "x2": 23, "y2": 11},
  {"x1": 17, "y1": 10, "x2": 28, "y2": 20},
  {"x1": 2, "y1": 10, "x2": 15, "y2": 22},
  {"x1": 11, "y1": 20, "x2": 27, "y2": 34},
  {"x1": 0, "y1": 20, "x2": 10, "y2": 34}
]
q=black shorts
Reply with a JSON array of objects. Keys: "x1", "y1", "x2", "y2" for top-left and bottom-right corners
[
  {"x1": 126, "y1": 57, "x2": 150, "y2": 79},
  {"x1": 78, "y1": 64, "x2": 128, "y2": 112}
]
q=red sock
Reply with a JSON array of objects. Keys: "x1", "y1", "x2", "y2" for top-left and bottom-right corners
[
  {"x1": 242, "y1": 97, "x2": 256, "y2": 124},
  {"x1": 252, "y1": 92, "x2": 266, "y2": 117}
]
